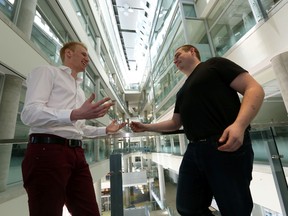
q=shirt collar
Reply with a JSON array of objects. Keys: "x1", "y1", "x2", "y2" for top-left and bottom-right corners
[{"x1": 59, "y1": 65, "x2": 83, "y2": 83}]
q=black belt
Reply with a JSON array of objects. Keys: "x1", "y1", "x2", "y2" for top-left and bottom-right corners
[
  {"x1": 189, "y1": 134, "x2": 221, "y2": 144},
  {"x1": 29, "y1": 134, "x2": 82, "y2": 148},
  {"x1": 189, "y1": 130, "x2": 250, "y2": 144}
]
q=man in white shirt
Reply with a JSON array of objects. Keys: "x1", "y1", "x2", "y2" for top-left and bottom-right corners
[{"x1": 21, "y1": 41, "x2": 126, "y2": 216}]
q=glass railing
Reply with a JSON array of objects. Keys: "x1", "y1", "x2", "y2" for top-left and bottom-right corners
[
  {"x1": 109, "y1": 124, "x2": 288, "y2": 216},
  {"x1": 249, "y1": 124, "x2": 288, "y2": 216},
  {"x1": 1, "y1": 137, "x2": 113, "y2": 186},
  {"x1": 208, "y1": 0, "x2": 284, "y2": 57},
  {"x1": 4, "y1": 124, "x2": 288, "y2": 182},
  {"x1": 1, "y1": 123, "x2": 288, "y2": 215},
  {"x1": 251, "y1": 124, "x2": 288, "y2": 166},
  {"x1": 0, "y1": 0, "x2": 17, "y2": 21}
]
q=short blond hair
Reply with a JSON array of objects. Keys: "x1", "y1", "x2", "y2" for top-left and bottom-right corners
[{"x1": 60, "y1": 41, "x2": 87, "y2": 62}]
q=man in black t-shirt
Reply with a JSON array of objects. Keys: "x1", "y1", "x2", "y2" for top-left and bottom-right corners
[{"x1": 130, "y1": 44, "x2": 264, "y2": 216}]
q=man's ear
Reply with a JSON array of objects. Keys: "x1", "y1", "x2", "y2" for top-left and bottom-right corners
[
  {"x1": 66, "y1": 49, "x2": 72, "y2": 58},
  {"x1": 190, "y1": 47, "x2": 195, "y2": 54}
]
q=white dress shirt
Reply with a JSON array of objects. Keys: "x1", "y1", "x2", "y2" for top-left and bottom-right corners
[{"x1": 21, "y1": 65, "x2": 106, "y2": 139}]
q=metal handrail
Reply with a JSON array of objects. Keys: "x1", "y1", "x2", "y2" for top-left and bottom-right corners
[{"x1": 0, "y1": 130, "x2": 184, "y2": 145}]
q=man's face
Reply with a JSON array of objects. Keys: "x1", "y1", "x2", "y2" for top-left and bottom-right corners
[
  {"x1": 68, "y1": 45, "x2": 89, "y2": 72},
  {"x1": 173, "y1": 48, "x2": 192, "y2": 71}
]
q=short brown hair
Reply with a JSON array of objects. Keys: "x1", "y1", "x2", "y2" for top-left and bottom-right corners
[
  {"x1": 176, "y1": 44, "x2": 201, "y2": 61},
  {"x1": 60, "y1": 41, "x2": 87, "y2": 62}
]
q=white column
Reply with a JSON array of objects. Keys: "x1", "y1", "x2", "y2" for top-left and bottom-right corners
[
  {"x1": 95, "y1": 77, "x2": 100, "y2": 97},
  {"x1": 170, "y1": 136, "x2": 174, "y2": 153},
  {"x1": 93, "y1": 139, "x2": 100, "y2": 162},
  {"x1": 0, "y1": 75, "x2": 22, "y2": 191},
  {"x1": 124, "y1": 188, "x2": 130, "y2": 207},
  {"x1": 148, "y1": 180, "x2": 153, "y2": 201},
  {"x1": 123, "y1": 156, "x2": 131, "y2": 207},
  {"x1": 147, "y1": 158, "x2": 151, "y2": 170},
  {"x1": 271, "y1": 52, "x2": 288, "y2": 113},
  {"x1": 123, "y1": 157, "x2": 127, "y2": 173},
  {"x1": 140, "y1": 154, "x2": 144, "y2": 170},
  {"x1": 94, "y1": 180, "x2": 102, "y2": 213},
  {"x1": 157, "y1": 164, "x2": 166, "y2": 209},
  {"x1": 128, "y1": 157, "x2": 132, "y2": 172},
  {"x1": 156, "y1": 136, "x2": 161, "y2": 152},
  {"x1": 16, "y1": 0, "x2": 37, "y2": 38},
  {"x1": 96, "y1": 37, "x2": 101, "y2": 55}
]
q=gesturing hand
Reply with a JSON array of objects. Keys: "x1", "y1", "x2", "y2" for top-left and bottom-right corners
[
  {"x1": 71, "y1": 93, "x2": 114, "y2": 121},
  {"x1": 130, "y1": 121, "x2": 146, "y2": 132},
  {"x1": 106, "y1": 120, "x2": 127, "y2": 134}
]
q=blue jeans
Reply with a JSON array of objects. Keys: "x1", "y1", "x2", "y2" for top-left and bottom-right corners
[{"x1": 176, "y1": 133, "x2": 254, "y2": 216}]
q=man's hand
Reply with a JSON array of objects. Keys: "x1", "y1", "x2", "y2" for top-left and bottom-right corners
[
  {"x1": 130, "y1": 121, "x2": 146, "y2": 132},
  {"x1": 217, "y1": 123, "x2": 245, "y2": 152},
  {"x1": 106, "y1": 120, "x2": 127, "y2": 134},
  {"x1": 70, "y1": 93, "x2": 114, "y2": 121}
]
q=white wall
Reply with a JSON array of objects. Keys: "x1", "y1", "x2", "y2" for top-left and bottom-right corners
[
  {"x1": 0, "y1": 15, "x2": 49, "y2": 77},
  {"x1": 224, "y1": 3, "x2": 288, "y2": 83}
]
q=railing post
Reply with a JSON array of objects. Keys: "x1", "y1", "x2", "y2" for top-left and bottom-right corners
[
  {"x1": 264, "y1": 128, "x2": 288, "y2": 215},
  {"x1": 110, "y1": 154, "x2": 123, "y2": 216}
]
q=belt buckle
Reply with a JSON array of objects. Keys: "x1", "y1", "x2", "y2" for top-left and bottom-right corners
[{"x1": 68, "y1": 140, "x2": 79, "y2": 148}]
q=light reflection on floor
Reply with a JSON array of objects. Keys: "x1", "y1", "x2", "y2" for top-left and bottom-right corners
[{"x1": 62, "y1": 206, "x2": 111, "y2": 216}]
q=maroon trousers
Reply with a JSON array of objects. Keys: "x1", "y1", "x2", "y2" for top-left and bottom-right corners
[{"x1": 22, "y1": 143, "x2": 100, "y2": 216}]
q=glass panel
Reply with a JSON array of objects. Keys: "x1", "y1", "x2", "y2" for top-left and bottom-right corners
[
  {"x1": 83, "y1": 138, "x2": 110, "y2": 164},
  {"x1": 2, "y1": 126, "x2": 288, "y2": 215},
  {"x1": 105, "y1": 127, "x2": 288, "y2": 214},
  {"x1": 273, "y1": 125, "x2": 288, "y2": 172},
  {"x1": 71, "y1": 0, "x2": 86, "y2": 28},
  {"x1": 155, "y1": 94, "x2": 176, "y2": 119},
  {"x1": 183, "y1": 3, "x2": 196, "y2": 18},
  {"x1": 87, "y1": 26, "x2": 96, "y2": 49},
  {"x1": 207, "y1": 0, "x2": 231, "y2": 28},
  {"x1": 0, "y1": 0, "x2": 17, "y2": 20},
  {"x1": 250, "y1": 130, "x2": 270, "y2": 164},
  {"x1": 208, "y1": 0, "x2": 257, "y2": 56},
  {"x1": 152, "y1": 12, "x2": 183, "y2": 80},
  {"x1": 150, "y1": 0, "x2": 178, "y2": 65},
  {"x1": 31, "y1": 10, "x2": 63, "y2": 65},
  {"x1": 83, "y1": 73, "x2": 96, "y2": 99},
  {"x1": 150, "y1": 13, "x2": 185, "y2": 110},
  {"x1": 259, "y1": 0, "x2": 282, "y2": 13},
  {"x1": 185, "y1": 19, "x2": 212, "y2": 61},
  {"x1": 8, "y1": 83, "x2": 27, "y2": 185},
  {"x1": 8, "y1": 143, "x2": 25, "y2": 184},
  {"x1": 250, "y1": 127, "x2": 287, "y2": 215}
]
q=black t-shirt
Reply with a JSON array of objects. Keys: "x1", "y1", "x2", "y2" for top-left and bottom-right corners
[{"x1": 174, "y1": 57, "x2": 247, "y2": 140}]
